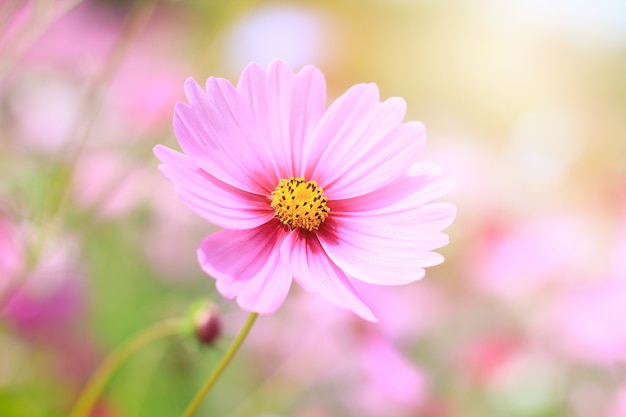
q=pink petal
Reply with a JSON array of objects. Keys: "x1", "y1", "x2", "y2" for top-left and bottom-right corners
[
  {"x1": 337, "y1": 202, "x2": 456, "y2": 232},
  {"x1": 198, "y1": 221, "x2": 293, "y2": 314},
  {"x1": 281, "y1": 230, "x2": 377, "y2": 321},
  {"x1": 154, "y1": 145, "x2": 274, "y2": 230},
  {"x1": 331, "y1": 173, "x2": 455, "y2": 217},
  {"x1": 237, "y1": 60, "x2": 327, "y2": 177},
  {"x1": 318, "y1": 215, "x2": 450, "y2": 286},
  {"x1": 317, "y1": 174, "x2": 455, "y2": 287},
  {"x1": 173, "y1": 77, "x2": 277, "y2": 194},
  {"x1": 173, "y1": 62, "x2": 326, "y2": 194},
  {"x1": 302, "y1": 83, "x2": 424, "y2": 199}
]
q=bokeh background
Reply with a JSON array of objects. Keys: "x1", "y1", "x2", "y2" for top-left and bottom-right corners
[{"x1": 2, "y1": 0, "x2": 626, "y2": 416}]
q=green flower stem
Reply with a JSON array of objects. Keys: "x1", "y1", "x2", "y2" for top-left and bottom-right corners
[
  {"x1": 181, "y1": 312, "x2": 259, "y2": 417},
  {"x1": 69, "y1": 318, "x2": 184, "y2": 417}
]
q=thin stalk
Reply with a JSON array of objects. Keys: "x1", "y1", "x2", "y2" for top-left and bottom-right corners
[
  {"x1": 68, "y1": 318, "x2": 184, "y2": 417},
  {"x1": 180, "y1": 312, "x2": 259, "y2": 417}
]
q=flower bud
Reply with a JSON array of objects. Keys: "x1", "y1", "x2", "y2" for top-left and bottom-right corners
[{"x1": 193, "y1": 304, "x2": 221, "y2": 345}]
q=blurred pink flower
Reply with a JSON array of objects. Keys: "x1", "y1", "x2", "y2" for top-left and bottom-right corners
[
  {"x1": 4, "y1": 2, "x2": 186, "y2": 153},
  {"x1": 246, "y1": 281, "x2": 443, "y2": 382},
  {"x1": 155, "y1": 60, "x2": 455, "y2": 320},
  {"x1": 1, "y1": 231, "x2": 84, "y2": 335},
  {"x1": 72, "y1": 151, "x2": 150, "y2": 218},
  {"x1": 608, "y1": 387, "x2": 626, "y2": 417},
  {"x1": 1, "y1": 206, "x2": 85, "y2": 336},
  {"x1": 0, "y1": 215, "x2": 96, "y2": 389},
  {"x1": 547, "y1": 215, "x2": 626, "y2": 364},
  {"x1": 458, "y1": 334, "x2": 521, "y2": 385},
  {"x1": 0, "y1": 214, "x2": 23, "y2": 294},
  {"x1": 106, "y1": 58, "x2": 182, "y2": 135},
  {"x1": 20, "y1": 3, "x2": 120, "y2": 77},
  {"x1": 244, "y1": 284, "x2": 434, "y2": 416},
  {"x1": 0, "y1": 2, "x2": 31, "y2": 50},
  {"x1": 355, "y1": 281, "x2": 446, "y2": 342},
  {"x1": 3, "y1": 268, "x2": 83, "y2": 333},
  {"x1": 550, "y1": 275, "x2": 626, "y2": 364},
  {"x1": 352, "y1": 334, "x2": 428, "y2": 417},
  {"x1": 468, "y1": 211, "x2": 597, "y2": 300}
]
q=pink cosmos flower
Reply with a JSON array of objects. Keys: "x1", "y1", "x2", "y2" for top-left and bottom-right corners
[{"x1": 154, "y1": 60, "x2": 455, "y2": 321}]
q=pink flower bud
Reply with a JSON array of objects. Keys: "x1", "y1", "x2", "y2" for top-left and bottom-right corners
[{"x1": 194, "y1": 305, "x2": 221, "y2": 346}]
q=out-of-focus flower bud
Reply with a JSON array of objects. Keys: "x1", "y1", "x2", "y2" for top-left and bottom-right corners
[{"x1": 193, "y1": 304, "x2": 221, "y2": 346}]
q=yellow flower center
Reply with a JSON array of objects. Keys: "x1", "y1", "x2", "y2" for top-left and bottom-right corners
[{"x1": 270, "y1": 176, "x2": 330, "y2": 231}]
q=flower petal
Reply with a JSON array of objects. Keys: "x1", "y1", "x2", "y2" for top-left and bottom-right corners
[
  {"x1": 173, "y1": 62, "x2": 326, "y2": 194},
  {"x1": 318, "y1": 213, "x2": 451, "y2": 286},
  {"x1": 303, "y1": 83, "x2": 424, "y2": 199},
  {"x1": 154, "y1": 145, "x2": 274, "y2": 229},
  {"x1": 281, "y1": 230, "x2": 377, "y2": 321},
  {"x1": 321, "y1": 172, "x2": 456, "y2": 285},
  {"x1": 331, "y1": 171, "x2": 455, "y2": 216},
  {"x1": 198, "y1": 221, "x2": 293, "y2": 314},
  {"x1": 173, "y1": 76, "x2": 277, "y2": 194},
  {"x1": 237, "y1": 60, "x2": 327, "y2": 177}
]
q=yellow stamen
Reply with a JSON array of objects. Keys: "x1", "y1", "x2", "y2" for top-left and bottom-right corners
[{"x1": 270, "y1": 176, "x2": 330, "y2": 231}]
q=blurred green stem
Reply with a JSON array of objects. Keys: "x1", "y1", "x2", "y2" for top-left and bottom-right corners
[
  {"x1": 68, "y1": 318, "x2": 184, "y2": 417},
  {"x1": 31, "y1": 0, "x2": 156, "y2": 266},
  {"x1": 181, "y1": 312, "x2": 259, "y2": 417},
  {"x1": 0, "y1": 0, "x2": 85, "y2": 81}
]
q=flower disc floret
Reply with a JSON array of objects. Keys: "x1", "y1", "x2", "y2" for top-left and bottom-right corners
[{"x1": 270, "y1": 177, "x2": 329, "y2": 231}]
